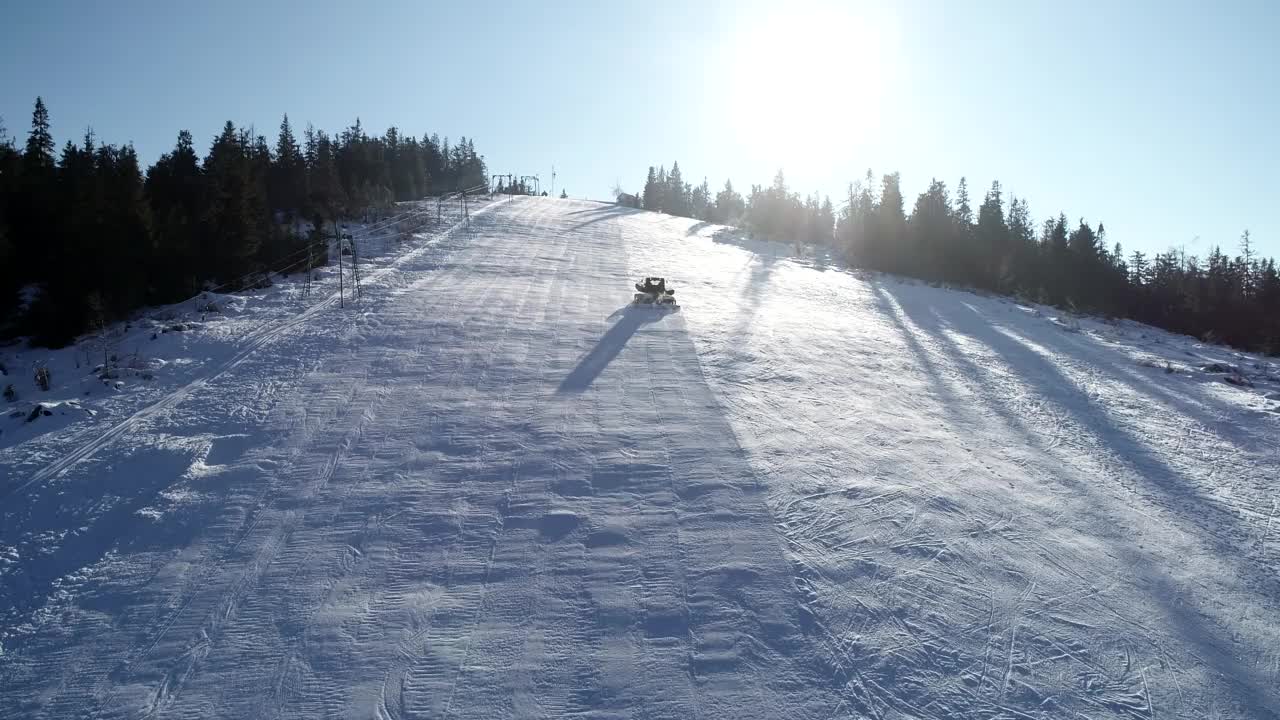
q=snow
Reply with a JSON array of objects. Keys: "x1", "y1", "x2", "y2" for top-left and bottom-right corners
[{"x1": 3, "y1": 196, "x2": 1279, "y2": 718}]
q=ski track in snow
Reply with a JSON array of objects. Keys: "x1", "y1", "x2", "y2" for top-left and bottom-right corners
[{"x1": 2, "y1": 197, "x2": 1279, "y2": 719}]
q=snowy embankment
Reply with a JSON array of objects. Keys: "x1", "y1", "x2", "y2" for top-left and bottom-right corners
[{"x1": 2, "y1": 197, "x2": 1278, "y2": 719}]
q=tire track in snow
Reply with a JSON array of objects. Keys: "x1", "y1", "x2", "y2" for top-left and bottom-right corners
[
  {"x1": 32, "y1": 201, "x2": 509, "y2": 719},
  {"x1": 867, "y1": 290, "x2": 1163, "y2": 699},
  {"x1": 618, "y1": 223, "x2": 855, "y2": 718},
  {"x1": 88, "y1": 384, "x2": 389, "y2": 719},
  {"x1": 233, "y1": 202, "x2": 539, "y2": 719},
  {"x1": 625, "y1": 244, "x2": 1177, "y2": 717},
  {"x1": 31, "y1": 380, "x2": 369, "y2": 720},
  {"x1": 11, "y1": 199, "x2": 507, "y2": 500},
  {"x1": 439, "y1": 231, "x2": 551, "y2": 720},
  {"x1": 371, "y1": 198, "x2": 557, "y2": 720},
  {"x1": 22, "y1": 198, "x2": 1267, "y2": 718}
]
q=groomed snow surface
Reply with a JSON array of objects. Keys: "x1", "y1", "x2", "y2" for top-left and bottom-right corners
[{"x1": 2, "y1": 196, "x2": 1279, "y2": 719}]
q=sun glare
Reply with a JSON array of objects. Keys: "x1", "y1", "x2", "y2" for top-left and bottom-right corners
[{"x1": 721, "y1": 4, "x2": 890, "y2": 167}]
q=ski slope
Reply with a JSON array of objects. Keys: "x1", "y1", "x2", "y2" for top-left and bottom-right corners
[{"x1": 2, "y1": 196, "x2": 1279, "y2": 719}]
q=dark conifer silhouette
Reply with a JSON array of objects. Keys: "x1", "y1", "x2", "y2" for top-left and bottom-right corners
[
  {"x1": 1, "y1": 97, "x2": 490, "y2": 346},
  {"x1": 632, "y1": 158, "x2": 1279, "y2": 355}
]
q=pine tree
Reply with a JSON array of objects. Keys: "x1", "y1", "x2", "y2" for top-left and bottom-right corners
[
  {"x1": 975, "y1": 181, "x2": 1008, "y2": 289},
  {"x1": 1129, "y1": 251, "x2": 1148, "y2": 286},
  {"x1": 745, "y1": 170, "x2": 789, "y2": 241},
  {"x1": 655, "y1": 166, "x2": 668, "y2": 212},
  {"x1": 1239, "y1": 229, "x2": 1255, "y2": 298},
  {"x1": 713, "y1": 179, "x2": 743, "y2": 224},
  {"x1": 666, "y1": 162, "x2": 689, "y2": 217},
  {"x1": 818, "y1": 197, "x2": 835, "y2": 246},
  {"x1": 15, "y1": 97, "x2": 59, "y2": 274},
  {"x1": 96, "y1": 143, "x2": 152, "y2": 315},
  {"x1": 1006, "y1": 195, "x2": 1036, "y2": 292},
  {"x1": 423, "y1": 134, "x2": 444, "y2": 193},
  {"x1": 9, "y1": 98, "x2": 1280, "y2": 355},
  {"x1": 0, "y1": 103, "x2": 503, "y2": 344},
  {"x1": 271, "y1": 114, "x2": 306, "y2": 220},
  {"x1": 1257, "y1": 259, "x2": 1280, "y2": 352},
  {"x1": 907, "y1": 179, "x2": 951, "y2": 281},
  {"x1": 23, "y1": 97, "x2": 55, "y2": 173},
  {"x1": 248, "y1": 132, "x2": 288, "y2": 270},
  {"x1": 202, "y1": 121, "x2": 262, "y2": 285},
  {"x1": 1040, "y1": 214, "x2": 1070, "y2": 304},
  {"x1": 838, "y1": 173, "x2": 875, "y2": 265},
  {"x1": 873, "y1": 173, "x2": 906, "y2": 273},
  {"x1": 628, "y1": 162, "x2": 1278, "y2": 353},
  {"x1": 306, "y1": 127, "x2": 345, "y2": 217},
  {"x1": 147, "y1": 130, "x2": 205, "y2": 299},
  {"x1": 400, "y1": 135, "x2": 426, "y2": 200},
  {"x1": 0, "y1": 131, "x2": 15, "y2": 315},
  {"x1": 952, "y1": 177, "x2": 973, "y2": 228},
  {"x1": 691, "y1": 178, "x2": 711, "y2": 220}
]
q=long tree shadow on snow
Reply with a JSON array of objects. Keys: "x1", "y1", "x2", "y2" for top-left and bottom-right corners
[
  {"x1": 868, "y1": 282, "x2": 978, "y2": 434},
  {"x1": 566, "y1": 204, "x2": 642, "y2": 231},
  {"x1": 565, "y1": 203, "x2": 625, "y2": 215},
  {"x1": 870, "y1": 281, "x2": 1087, "y2": 496},
  {"x1": 983, "y1": 302, "x2": 1278, "y2": 456},
  {"x1": 722, "y1": 248, "x2": 781, "y2": 345},
  {"x1": 891, "y1": 282, "x2": 1274, "y2": 575},
  {"x1": 684, "y1": 220, "x2": 713, "y2": 236},
  {"x1": 556, "y1": 306, "x2": 675, "y2": 394},
  {"x1": 877, "y1": 280, "x2": 1280, "y2": 715}
]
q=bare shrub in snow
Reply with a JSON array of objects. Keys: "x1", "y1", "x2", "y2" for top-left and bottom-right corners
[{"x1": 34, "y1": 365, "x2": 51, "y2": 391}]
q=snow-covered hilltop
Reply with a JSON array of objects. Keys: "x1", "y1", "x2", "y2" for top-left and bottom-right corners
[{"x1": 2, "y1": 196, "x2": 1278, "y2": 719}]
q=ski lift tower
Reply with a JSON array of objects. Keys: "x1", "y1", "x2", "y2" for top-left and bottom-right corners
[{"x1": 491, "y1": 173, "x2": 514, "y2": 194}]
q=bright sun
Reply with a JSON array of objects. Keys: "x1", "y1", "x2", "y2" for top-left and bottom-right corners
[{"x1": 722, "y1": 4, "x2": 890, "y2": 167}]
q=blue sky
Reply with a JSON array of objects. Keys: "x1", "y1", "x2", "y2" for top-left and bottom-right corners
[{"x1": 2, "y1": 0, "x2": 1277, "y2": 258}]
